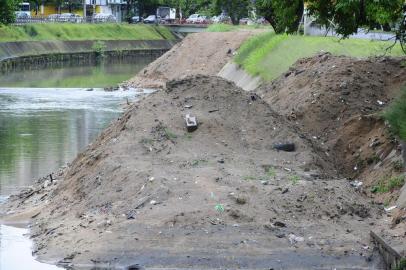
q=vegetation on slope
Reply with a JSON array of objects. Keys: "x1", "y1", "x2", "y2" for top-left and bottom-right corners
[
  {"x1": 235, "y1": 32, "x2": 404, "y2": 81},
  {"x1": 0, "y1": 24, "x2": 175, "y2": 42},
  {"x1": 206, "y1": 23, "x2": 271, "y2": 32},
  {"x1": 384, "y1": 86, "x2": 406, "y2": 141}
]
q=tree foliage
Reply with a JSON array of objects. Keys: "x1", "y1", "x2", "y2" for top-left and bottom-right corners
[
  {"x1": 213, "y1": 0, "x2": 251, "y2": 25},
  {"x1": 307, "y1": 0, "x2": 406, "y2": 52},
  {"x1": 256, "y1": 0, "x2": 303, "y2": 33},
  {"x1": 0, "y1": 0, "x2": 19, "y2": 25}
]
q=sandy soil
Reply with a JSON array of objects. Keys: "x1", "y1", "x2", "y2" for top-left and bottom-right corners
[
  {"x1": 1, "y1": 34, "x2": 406, "y2": 269},
  {"x1": 0, "y1": 75, "x2": 398, "y2": 269},
  {"x1": 124, "y1": 31, "x2": 258, "y2": 89},
  {"x1": 258, "y1": 53, "x2": 406, "y2": 194}
]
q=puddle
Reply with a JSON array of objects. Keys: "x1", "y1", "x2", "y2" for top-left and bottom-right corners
[{"x1": 0, "y1": 224, "x2": 62, "y2": 269}]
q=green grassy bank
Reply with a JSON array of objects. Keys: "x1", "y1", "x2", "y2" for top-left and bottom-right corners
[
  {"x1": 235, "y1": 32, "x2": 404, "y2": 81},
  {"x1": 206, "y1": 23, "x2": 271, "y2": 32},
  {"x1": 0, "y1": 24, "x2": 175, "y2": 42}
]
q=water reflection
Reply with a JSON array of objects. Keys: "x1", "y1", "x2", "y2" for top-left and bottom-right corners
[
  {"x1": 0, "y1": 56, "x2": 154, "y2": 88},
  {"x1": 0, "y1": 88, "x2": 151, "y2": 196}
]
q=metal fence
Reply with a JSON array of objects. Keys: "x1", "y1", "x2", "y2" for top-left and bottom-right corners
[{"x1": 14, "y1": 16, "x2": 116, "y2": 25}]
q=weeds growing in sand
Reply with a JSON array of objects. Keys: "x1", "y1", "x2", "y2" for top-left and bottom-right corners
[
  {"x1": 215, "y1": 204, "x2": 224, "y2": 213},
  {"x1": 191, "y1": 159, "x2": 208, "y2": 167},
  {"x1": 184, "y1": 133, "x2": 193, "y2": 140},
  {"x1": 393, "y1": 258, "x2": 406, "y2": 270},
  {"x1": 243, "y1": 176, "x2": 256, "y2": 181},
  {"x1": 393, "y1": 160, "x2": 404, "y2": 172},
  {"x1": 366, "y1": 154, "x2": 381, "y2": 165},
  {"x1": 371, "y1": 175, "x2": 405, "y2": 193},
  {"x1": 289, "y1": 174, "x2": 300, "y2": 185},
  {"x1": 266, "y1": 167, "x2": 276, "y2": 179},
  {"x1": 164, "y1": 128, "x2": 177, "y2": 140},
  {"x1": 140, "y1": 138, "x2": 153, "y2": 144},
  {"x1": 384, "y1": 86, "x2": 406, "y2": 141}
]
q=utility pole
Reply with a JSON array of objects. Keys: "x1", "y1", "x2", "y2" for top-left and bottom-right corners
[{"x1": 83, "y1": 0, "x2": 86, "y2": 20}]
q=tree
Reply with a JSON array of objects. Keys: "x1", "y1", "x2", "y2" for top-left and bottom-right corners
[
  {"x1": 213, "y1": 0, "x2": 251, "y2": 25},
  {"x1": 0, "y1": 0, "x2": 19, "y2": 24},
  {"x1": 255, "y1": 0, "x2": 304, "y2": 33},
  {"x1": 307, "y1": 0, "x2": 406, "y2": 52}
]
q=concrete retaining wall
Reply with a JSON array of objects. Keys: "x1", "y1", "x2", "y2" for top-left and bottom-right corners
[
  {"x1": 0, "y1": 40, "x2": 177, "y2": 61},
  {"x1": 0, "y1": 39, "x2": 177, "y2": 73},
  {"x1": 218, "y1": 62, "x2": 262, "y2": 92}
]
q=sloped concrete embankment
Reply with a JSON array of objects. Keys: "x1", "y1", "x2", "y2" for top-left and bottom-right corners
[
  {"x1": 218, "y1": 62, "x2": 262, "y2": 91},
  {"x1": 0, "y1": 40, "x2": 178, "y2": 72}
]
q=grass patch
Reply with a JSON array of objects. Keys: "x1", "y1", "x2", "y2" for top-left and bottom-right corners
[
  {"x1": 164, "y1": 128, "x2": 177, "y2": 140},
  {"x1": 371, "y1": 175, "x2": 405, "y2": 193},
  {"x1": 235, "y1": 33, "x2": 404, "y2": 81},
  {"x1": 393, "y1": 160, "x2": 404, "y2": 172},
  {"x1": 191, "y1": 159, "x2": 208, "y2": 167},
  {"x1": 206, "y1": 23, "x2": 271, "y2": 32},
  {"x1": 0, "y1": 24, "x2": 174, "y2": 42},
  {"x1": 243, "y1": 175, "x2": 256, "y2": 181},
  {"x1": 384, "y1": 86, "x2": 406, "y2": 141},
  {"x1": 266, "y1": 167, "x2": 276, "y2": 178},
  {"x1": 289, "y1": 174, "x2": 300, "y2": 185}
]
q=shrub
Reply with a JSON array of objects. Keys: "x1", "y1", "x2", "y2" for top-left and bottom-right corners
[{"x1": 384, "y1": 86, "x2": 406, "y2": 141}]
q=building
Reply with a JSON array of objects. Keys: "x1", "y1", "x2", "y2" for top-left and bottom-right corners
[{"x1": 30, "y1": 0, "x2": 127, "y2": 22}]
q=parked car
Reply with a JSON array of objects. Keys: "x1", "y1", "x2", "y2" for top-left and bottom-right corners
[
  {"x1": 239, "y1": 17, "x2": 252, "y2": 25},
  {"x1": 59, "y1": 13, "x2": 83, "y2": 23},
  {"x1": 93, "y1": 13, "x2": 117, "y2": 23},
  {"x1": 143, "y1": 15, "x2": 157, "y2": 24},
  {"x1": 15, "y1": 12, "x2": 30, "y2": 19},
  {"x1": 256, "y1": 17, "x2": 269, "y2": 24},
  {"x1": 186, "y1": 14, "x2": 207, "y2": 24},
  {"x1": 47, "y1": 14, "x2": 60, "y2": 22},
  {"x1": 211, "y1": 14, "x2": 230, "y2": 23},
  {"x1": 131, "y1": 16, "x2": 143, "y2": 23}
]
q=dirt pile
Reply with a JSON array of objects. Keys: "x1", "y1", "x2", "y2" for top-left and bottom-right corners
[
  {"x1": 124, "y1": 31, "x2": 257, "y2": 89},
  {"x1": 2, "y1": 76, "x2": 385, "y2": 269},
  {"x1": 258, "y1": 54, "x2": 406, "y2": 192}
]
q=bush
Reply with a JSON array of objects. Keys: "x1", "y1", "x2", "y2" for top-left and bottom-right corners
[
  {"x1": 384, "y1": 86, "x2": 406, "y2": 141},
  {"x1": 371, "y1": 175, "x2": 405, "y2": 193}
]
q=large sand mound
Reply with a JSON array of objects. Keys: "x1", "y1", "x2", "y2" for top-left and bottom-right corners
[
  {"x1": 259, "y1": 53, "x2": 406, "y2": 181},
  {"x1": 2, "y1": 75, "x2": 386, "y2": 269}
]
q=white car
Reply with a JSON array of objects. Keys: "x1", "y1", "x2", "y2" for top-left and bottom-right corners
[
  {"x1": 186, "y1": 14, "x2": 206, "y2": 24},
  {"x1": 93, "y1": 13, "x2": 117, "y2": 23},
  {"x1": 59, "y1": 13, "x2": 83, "y2": 23},
  {"x1": 143, "y1": 15, "x2": 157, "y2": 24}
]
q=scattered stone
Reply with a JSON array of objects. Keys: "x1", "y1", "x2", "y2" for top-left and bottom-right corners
[
  {"x1": 350, "y1": 180, "x2": 363, "y2": 189},
  {"x1": 273, "y1": 221, "x2": 286, "y2": 228},
  {"x1": 288, "y1": 234, "x2": 304, "y2": 244},
  {"x1": 273, "y1": 143, "x2": 296, "y2": 152}
]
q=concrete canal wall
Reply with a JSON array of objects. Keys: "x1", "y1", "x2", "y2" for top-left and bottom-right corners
[{"x1": 0, "y1": 40, "x2": 178, "y2": 72}]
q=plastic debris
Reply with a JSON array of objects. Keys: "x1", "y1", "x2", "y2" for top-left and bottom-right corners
[
  {"x1": 350, "y1": 180, "x2": 363, "y2": 189},
  {"x1": 185, "y1": 114, "x2": 198, "y2": 132},
  {"x1": 384, "y1": 205, "x2": 397, "y2": 212}
]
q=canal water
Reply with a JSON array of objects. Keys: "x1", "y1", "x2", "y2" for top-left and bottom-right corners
[{"x1": 0, "y1": 57, "x2": 156, "y2": 269}]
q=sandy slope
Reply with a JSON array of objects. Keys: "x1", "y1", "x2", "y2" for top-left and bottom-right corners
[{"x1": 124, "y1": 31, "x2": 258, "y2": 89}]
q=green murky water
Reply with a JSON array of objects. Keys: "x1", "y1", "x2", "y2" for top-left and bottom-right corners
[
  {"x1": 0, "y1": 56, "x2": 156, "y2": 270},
  {"x1": 0, "y1": 58, "x2": 154, "y2": 197}
]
